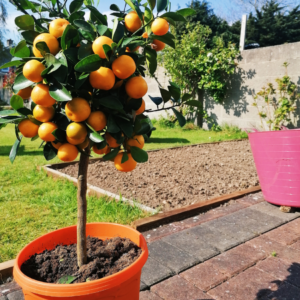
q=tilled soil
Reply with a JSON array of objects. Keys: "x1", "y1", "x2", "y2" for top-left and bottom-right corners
[
  {"x1": 21, "y1": 236, "x2": 142, "y2": 284},
  {"x1": 58, "y1": 140, "x2": 259, "y2": 212}
]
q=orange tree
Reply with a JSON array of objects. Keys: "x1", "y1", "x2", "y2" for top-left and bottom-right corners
[{"x1": 0, "y1": 0, "x2": 195, "y2": 267}]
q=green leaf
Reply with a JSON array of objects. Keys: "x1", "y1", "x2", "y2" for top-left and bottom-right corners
[
  {"x1": 9, "y1": 136, "x2": 23, "y2": 163},
  {"x1": 130, "y1": 146, "x2": 148, "y2": 163},
  {"x1": 151, "y1": 32, "x2": 175, "y2": 48},
  {"x1": 121, "y1": 151, "x2": 129, "y2": 164},
  {"x1": 43, "y1": 142, "x2": 57, "y2": 161},
  {"x1": 49, "y1": 82, "x2": 72, "y2": 101},
  {"x1": 102, "y1": 148, "x2": 119, "y2": 161},
  {"x1": 112, "y1": 18, "x2": 125, "y2": 43},
  {"x1": 64, "y1": 48, "x2": 79, "y2": 64},
  {"x1": 160, "y1": 88, "x2": 172, "y2": 102},
  {"x1": 149, "y1": 95, "x2": 163, "y2": 105},
  {"x1": 21, "y1": 30, "x2": 40, "y2": 44},
  {"x1": 168, "y1": 82, "x2": 181, "y2": 101},
  {"x1": 172, "y1": 107, "x2": 186, "y2": 127},
  {"x1": 145, "y1": 47, "x2": 157, "y2": 75},
  {"x1": 110, "y1": 4, "x2": 120, "y2": 11},
  {"x1": 13, "y1": 73, "x2": 33, "y2": 91},
  {"x1": 182, "y1": 93, "x2": 192, "y2": 102},
  {"x1": 61, "y1": 25, "x2": 80, "y2": 50},
  {"x1": 97, "y1": 25, "x2": 108, "y2": 36},
  {"x1": 15, "y1": 15, "x2": 34, "y2": 30},
  {"x1": 89, "y1": 132, "x2": 104, "y2": 143},
  {"x1": 78, "y1": 43, "x2": 93, "y2": 60},
  {"x1": 52, "y1": 128, "x2": 66, "y2": 142},
  {"x1": 102, "y1": 44, "x2": 111, "y2": 61},
  {"x1": 122, "y1": 36, "x2": 141, "y2": 47},
  {"x1": 0, "y1": 110, "x2": 18, "y2": 116},
  {"x1": 69, "y1": 11, "x2": 85, "y2": 24},
  {"x1": 124, "y1": 0, "x2": 143, "y2": 21},
  {"x1": 12, "y1": 40, "x2": 30, "y2": 58},
  {"x1": 160, "y1": 12, "x2": 186, "y2": 22},
  {"x1": 35, "y1": 41, "x2": 50, "y2": 57},
  {"x1": 17, "y1": 107, "x2": 32, "y2": 116},
  {"x1": 0, "y1": 117, "x2": 23, "y2": 124},
  {"x1": 86, "y1": 5, "x2": 107, "y2": 25},
  {"x1": 127, "y1": 98, "x2": 143, "y2": 110},
  {"x1": 144, "y1": 7, "x2": 153, "y2": 34},
  {"x1": 0, "y1": 60, "x2": 23, "y2": 69},
  {"x1": 69, "y1": 0, "x2": 83, "y2": 13},
  {"x1": 107, "y1": 115, "x2": 120, "y2": 133},
  {"x1": 74, "y1": 54, "x2": 102, "y2": 72},
  {"x1": 74, "y1": 20, "x2": 95, "y2": 39},
  {"x1": 162, "y1": 17, "x2": 176, "y2": 26},
  {"x1": 28, "y1": 115, "x2": 42, "y2": 125},
  {"x1": 147, "y1": 0, "x2": 156, "y2": 10},
  {"x1": 156, "y1": 0, "x2": 167, "y2": 12},
  {"x1": 185, "y1": 100, "x2": 203, "y2": 108},
  {"x1": 116, "y1": 117, "x2": 133, "y2": 137},
  {"x1": 93, "y1": 96, "x2": 123, "y2": 110},
  {"x1": 176, "y1": 8, "x2": 197, "y2": 17}
]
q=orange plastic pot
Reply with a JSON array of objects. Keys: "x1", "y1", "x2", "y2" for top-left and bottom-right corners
[{"x1": 13, "y1": 223, "x2": 148, "y2": 300}]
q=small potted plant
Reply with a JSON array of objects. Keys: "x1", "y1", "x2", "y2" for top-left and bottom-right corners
[
  {"x1": 248, "y1": 62, "x2": 300, "y2": 208},
  {"x1": 0, "y1": 0, "x2": 195, "y2": 298}
]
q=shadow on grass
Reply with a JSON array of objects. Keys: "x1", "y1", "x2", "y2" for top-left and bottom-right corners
[
  {"x1": 147, "y1": 137, "x2": 190, "y2": 144},
  {"x1": 0, "y1": 145, "x2": 43, "y2": 156}
]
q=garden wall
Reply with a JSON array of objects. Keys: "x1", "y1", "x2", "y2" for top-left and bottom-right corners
[{"x1": 144, "y1": 42, "x2": 300, "y2": 129}]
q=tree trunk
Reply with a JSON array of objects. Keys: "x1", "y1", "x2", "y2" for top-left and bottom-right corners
[
  {"x1": 77, "y1": 147, "x2": 90, "y2": 268},
  {"x1": 197, "y1": 89, "x2": 204, "y2": 128}
]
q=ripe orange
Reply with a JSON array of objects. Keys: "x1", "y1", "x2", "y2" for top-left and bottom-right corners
[
  {"x1": 65, "y1": 98, "x2": 91, "y2": 122},
  {"x1": 126, "y1": 135, "x2": 145, "y2": 149},
  {"x1": 78, "y1": 137, "x2": 89, "y2": 149},
  {"x1": 151, "y1": 18, "x2": 169, "y2": 36},
  {"x1": 114, "y1": 153, "x2": 137, "y2": 172},
  {"x1": 125, "y1": 11, "x2": 142, "y2": 33},
  {"x1": 136, "y1": 99, "x2": 145, "y2": 115},
  {"x1": 33, "y1": 33, "x2": 59, "y2": 57},
  {"x1": 57, "y1": 143, "x2": 78, "y2": 162},
  {"x1": 17, "y1": 87, "x2": 32, "y2": 99},
  {"x1": 31, "y1": 84, "x2": 56, "y2": 107},
  {"x1": 49, "y1": 19, "x2": 70, "y2": 38},
  {"x1": 126, "y1": 46, "x2": 140, "y2": 52},
  {"x1": 66, "y1": 122, "x2": 87, "y2": 140},
  {"x1": 66, "y1": 136, "x2": 86, "y2": 145},
  {"x1": 33, "y1": 105, "x2": 55, "y2": 122},
  {"x1": 87, "y1": 111, "x2": 107, "y2": 131},
  {"x1": 125, "y1": 76, "x2": 148, "y2": 99},
  {"x1": 92, "y1": 36, "x2": 113, "y2": 59},
  {"x1": 51, "y1": 141, "x2": 63, "y2": 150},
  {"x1": 89, "y1": 67, "x2": 115, "y2": 90},
  {"x1": 112, "y1": 55, "x2": 136, "y2": 80},
  {"x1": 142, "y1": 32, "x2": 149, "y2": 39},
  {"x1": 92, "y1": 144, "x2": 110, "y2": 155},
  {"x1": 112, "y1": 80, "x2": 123, "y2": 90},
  {"x1": 152, "y1": 39, "x2": 165, "y2": 51},
  {"x1": 23, "y1": 60, "x2": 45, "y2": 83},
  {"x1": 105, "y1": 132, "x2": 121, "y2": 148},
  {"x1": 38, "y1": 122, "x2": 58, "y2": 142},
  {"x1": 18, "y1": 119, "x2": 39, "y2": 138}
]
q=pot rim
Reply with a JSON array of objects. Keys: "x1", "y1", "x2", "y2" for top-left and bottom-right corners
[{"x1": 247, "y1": 128, "x2": 300, "y2": 135}]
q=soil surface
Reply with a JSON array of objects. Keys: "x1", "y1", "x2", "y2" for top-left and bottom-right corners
[
  {"x1": 21, "y1": 236, "x2": 142, "y2": 284},
  {"x1": 58, "y1": 140, "x2": 259, "y2": 212}
]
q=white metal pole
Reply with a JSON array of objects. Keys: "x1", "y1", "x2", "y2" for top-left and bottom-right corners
[{"x1": 240, "y1": 14, "x2": 247, "y2": 51}]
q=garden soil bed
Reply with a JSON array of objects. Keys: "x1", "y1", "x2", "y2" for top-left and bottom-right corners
[{"x1": 56, "y1": 140, "x2": 259, "y2": 212}]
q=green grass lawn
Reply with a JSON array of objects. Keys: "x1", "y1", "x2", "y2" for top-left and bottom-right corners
[{"x1": 0, "y1": 123, "x2": 247, "y2": 262}]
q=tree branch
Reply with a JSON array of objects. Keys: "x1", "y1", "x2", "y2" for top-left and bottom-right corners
[{"x1": 145, "y1": 103, "x2": 181, "y2": 113}]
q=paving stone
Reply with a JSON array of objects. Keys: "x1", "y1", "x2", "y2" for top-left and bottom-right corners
[
  {"x1": 162, "y1": 230, "x2": 219, "y2": 261},
  {"x1": 141, "y1": 257, "x2": 173, "y2": 287},
  {"x1": 180, "y1": 261, "x2": 228, "y2": 292},
  {"x1": 280, "y1": 218, "x2": 300, "y2": 234},
  {"x1": 6, "y1": 291, "x2": 24, "y2": 300},
  {"x1": 0, "y1": 296, "x2": 7, "y2": 300},
  {"x1": 148, "y1": 240, "x2": 199, "y2": 274},
  {"x1": 151, "y1": 275, "x2": 214, "y2": 300},
  {"x1": 289, "y1": 240, "x2": 300, "y2": 251},
  {"x1": 249, "y1": 202, "x2": 300, "y2": 222},
  {"x1": 188, "y1": 224, "x2": 242, "y2": 252},
  {"x1": 0, "y1": 283, "x2": 21, "y2": 297},
  {"x1": 207, "y1": 267, "x2": 280, "y2": 300},
  {"x1": 264, "y1": 226, "x2": 300, "y2": 245},
  {"x1": 140, "y1": 281, "x2": 148, "y2": 291},
  {"x1": 256, "y1": 257, "x2": 300, "y2": 288},
  {"x1": 238, "y1": 193, "x2": 265, "y2": 206},
  {"x1": 266, "y1": 282, "x2": 300, "y2": 300},
  {"x1": 208, "y1": 243, "x2": 265, "y2": 277},
  {"x1": 139, "y1": 291, "x2": 163, "y2": 300}
]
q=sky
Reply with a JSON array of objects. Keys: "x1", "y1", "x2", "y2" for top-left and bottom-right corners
[{"x1": 0, "y1": 0, "x2": 245, "y2": 44}]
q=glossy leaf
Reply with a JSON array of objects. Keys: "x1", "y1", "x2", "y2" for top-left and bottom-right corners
[
  {"x1": 107, "y1": 115, "x2": 120, "y2": 133},
  {"x1": 160, "y1": 12, "x2": 186, "y2": 22},
  {"x1": 185, "y1": 100, "x2": 203, "y2": 108},
  {"x1": 151, "y1": 32, "x2": 175, "y2": 48},
  {"x1": 0, "y1": 110, "x2": 18, "y2": 116},
  {"x1": 89, "y1": 132, "x2": 104, "y2": 143},
  {"x1": 102, "y1": 148, "x2": 119, "y2": 161},
  {"x1": 124, "y1": 0, "x2": 143, "y2": 21},
  {"x1": 52, "y1": 128, "x2": 66, "y2": 142},
  {"x1": 102, "y1": 44, "x2": 111, "y2": 60},
  {"x1": 44, "y1": 143, "x2": 57, "y2": 161},
  {"x1": 116, "y1": 117, "x2": 133, "y2": 137},
  {"x1": 110, "y1": 4, "x2": 120, "y2": 11},
  {"x1": 17, "y1": 107, "x2": 32, "y2": 116},
  {"x1": 144, "y1": 7, "x2": 153, "y2": 34},
  {"x1": 13, "y1": 73, "x2": 33, "y2": 91},
  {"x1": 149, "y1": 95, "x2": 163, "y2": 105},
  {"x1": 112, "y1": 18, "x2": 124, "y2": 43},
  {"x1": 74, "y1": 20, "x2": 95, "y2": 39},
  {"x1": 69, "y1": 0, "x2": 83, "y2": 13},
  {"x1": 160, "y1": 88, "x2": 172, "y2": 102},
  {"x1": 86, "y1": 5, "x2": 107, "y2": 25},
  {"x1": 0, "y1": 60, "x2": 23, "y2": 69},
  {"x1": 121, "y1": 151, "x2": 129, "y2": 164},
  {"x1": 20, "y1": 30, "x2": 39, "y2": 44},
  {"x1": 157, "y1": 0, "x2": 167, "y2": 12},
  {"x1": 130, "y1": 146, "x2": 148, "y2": 163},
  {"x1": 93, "y1": 96, "x2": 123, "y2": 110},
  {"x1": 78, "y1": 43, "x2": 93, "y2": 60},
  {"x1": 10, "y1": 95, "x2": 24, "y2": 111},
  {"x1": 176, "y1": 8, "x2": 197, "y2": 17},
  {"x1": 49, "y1": 82, "x2": 72, "y2": 101},
  {"x1": 15, "y1": 15, "x2": 34, "y2": 30},
  {"x1": 168, "y1": 82, "x2": 181, "y2": 101},
  {"x1": 182, "y1": 93, "x2": 193, "y2": 102},
  {"x1": 64, "y1": 48, "x2": 79, "y2": 64},
  {"x1": 69, "y1": 11, "x2": 85, "y2": 24},
  {"x1": 147, "y1": 0, "x2": 156, "y2": 10},
  {"x1": 61, "y1": 25, "x2": 80, "y2": 50},
  {"x1": 12, "y1": 40, "x2": 30, "y2": 58},
  {"x1": 145, "y1": 47, "x2": 157, "y2": 75},
  {"x1": 172, "y1": 107, "x2": 186, "y2": 127},
  {"x1": 9, "y1": 136, "x2": 23, "y2": 163},
  {"x1": 97, "y1": 24, "x2": 108, "y2": 36},
  {"x1": 74, "y1": 54, "x2": 102, "y2": 72}
]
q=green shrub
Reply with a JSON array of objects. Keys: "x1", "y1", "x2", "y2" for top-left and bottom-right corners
[{"x1": 183, "y1": 122, "x2": 199, "y2": 130}]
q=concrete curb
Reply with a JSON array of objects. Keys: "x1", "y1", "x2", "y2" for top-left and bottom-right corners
[{"x1": 0, "y1": 260, "x2": 15, "y2": 282}]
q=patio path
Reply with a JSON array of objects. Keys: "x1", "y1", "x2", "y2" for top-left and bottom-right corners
[{"x1": 1, "y1": 192, "x2": 300, "y2": 300}]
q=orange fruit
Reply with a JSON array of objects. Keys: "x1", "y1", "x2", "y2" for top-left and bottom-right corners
[
  {"x1": 33, "y1": 105, "x2": 55, "y2": 122},
  {"x1": 51, "y1": 141, "x2": 63, "y2": 150},
  {"x1": 92, "y1": 36, "x2": 113, "y2": 59},
  {"x1": 33, "y1": 33, "x2": 60, "y2": 57},
  {"x1": 38, "y1": 122, "x2": 58, "y2": 142},
  {"x1": 151, "y1": 18, "x2": 169, "y2": 36},
  {"x1": 125, "y1": 76, "x2": 148, "y2": 99},
  {"x1": 152, "y1": 39, "x2": 165, "y2": 51},
  {"x1": 78, "y1": 137, "x2": 89, "y2": 149},
  {"x1": 31, "y1": 84, "x2": 56, "y2": 107},
  {"x1": 142, "y1": 32, "x2": 149, "y2": 39},
  {"x1": 23, "y1": 60, "x2": 45, "y2": 83},
  {"x1": 112, "y1": 55, "x2": 136, "y2": 80},
  {"x1": 126, "y1": 135, "x2": 145, "y2": 149},
  {"x1": 17, "y1": 87, "x2": 32, "y2": 99},
  {"x1": 57, "y1": 143, "x2": 78, "y2": 162},
  {"x1": 92, "y1": 144, "x2": 110, "y2": 155},
  {"x1": 136, "y1": 99, "x2": 145, "y2": 115},
  {"x1": 126, "y1": 46, "x2": 140, "y2": 52},
  {"x1": 89, "y1": 67, "x2": 115, "y2": 90},
  {"x1": 105, "y1": 132, "x2": 121, "y2": 148},
  {"x1": 65, "y1": 98, "x2": 91, "y2": 122},
  {"x1": 49, "y1": 18, "x2": 70, "y2": 38},
  {"x1": 18, "y1": 119, "x2": 39, "y2": 138},
  {"x1": 125, "y1": 11, "x2": 142, "y2": 33},
  {"x1": 87, "y1": 111, "x2": 107, "y2": 131},
  {"x1": 66, "y1": 136, "x2": 86, "y2": 145},
  {"x1": 112, "y1": 80, "x2": 123, "y2": 90},
  {"x1": 66, "y1": 122, "x2": 87, "y2": 140},
  {"x1": 114, "y1": 153, "x2": 137, "y2": 172}
]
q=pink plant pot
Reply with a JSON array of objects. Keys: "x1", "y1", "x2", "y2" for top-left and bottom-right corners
[{"x1": 248, "y1": 129, "x2": 300, "y2": 207}]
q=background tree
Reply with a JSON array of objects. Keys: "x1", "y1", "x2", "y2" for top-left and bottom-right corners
[
  {"x1": 0, "y1": 0, "x2": 10, "y2": 66},
  {"x1": 231, "y1": 0, "x2": 300, "y2": 12}
]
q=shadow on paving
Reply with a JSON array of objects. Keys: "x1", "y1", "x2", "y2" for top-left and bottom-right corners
[
  {"x1": 257, "y1": 262, "x2": 300, "y2": 299},
  {"x1": 147, "y1": 137, "x2": 190, "y2": 144}
]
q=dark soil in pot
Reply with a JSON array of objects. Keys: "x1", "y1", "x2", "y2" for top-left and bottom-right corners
[{"x1": 21, "y1": 236, "x2": 142, "y2": 284}]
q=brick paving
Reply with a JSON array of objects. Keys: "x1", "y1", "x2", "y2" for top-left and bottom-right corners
[{"x1": 1, "y1": 192, "x2": 300, "y2": 300}]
